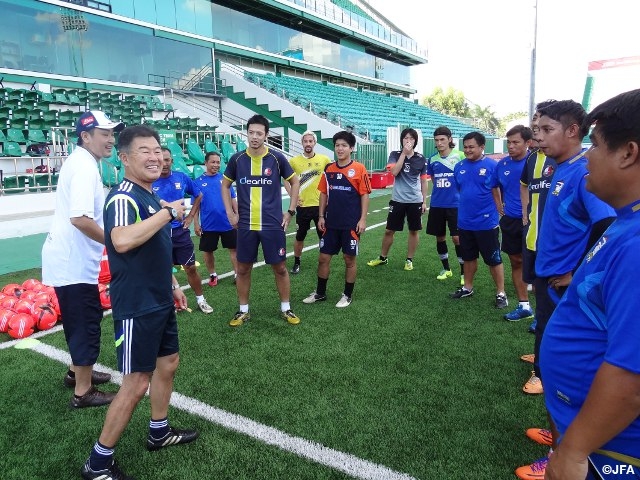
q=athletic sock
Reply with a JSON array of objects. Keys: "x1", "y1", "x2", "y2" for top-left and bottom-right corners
[
  {"x1": 454, "y1": 244, "x2": 464, "y2": 275},
  {"x1": 344, "y1": 282, "x2": 355, "y2": 298},
  {"x1": 89, "y1": 441, "x2": 114, "y2": 471},
  {"x1": 281, "y1": 301, "x2": 291, "y2": 312},
  {"x1": 317, "y1": 277, "x2": 328, "y2": 296},
  {"x1": 406, "y1": 257, "x2": 412, "y2": 262},
  {"x1": 239, "y1": 304, "x2": 249, "y2": 313},
  {"x1": 437, "y1": 241, "x2": 450, "y2": 270},
  {"x1": 294, "y1": 256, "x2": 301, "y2": 265},
  {"x1": 196, "y1": 295, "x2": 204, "y2": 303},
  {"x1": 379, "y1": 255, "x2": 387, "y2": 261},
  {"x1": 149, "y1": 417, "x2": 169, "y2": 440},
  {"x1": 519, "y1": 301, "x2": 531, "y2": 310},
  {"x1": 67, "y1": 369, "x2": 75, "y2": 379}
]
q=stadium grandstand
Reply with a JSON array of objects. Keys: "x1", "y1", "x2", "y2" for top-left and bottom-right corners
[{"x1": 0, "y1": 0, "x2": 494, "y2": 238}]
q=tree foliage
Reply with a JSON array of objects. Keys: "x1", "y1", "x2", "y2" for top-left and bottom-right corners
[{"x1": 422, "y1": 87, "x2": 470, "y2": 118}]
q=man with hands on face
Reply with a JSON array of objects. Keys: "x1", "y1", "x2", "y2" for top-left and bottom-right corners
[{"x1": 367, "y1": 128, "x2": 428, "y2": 271}]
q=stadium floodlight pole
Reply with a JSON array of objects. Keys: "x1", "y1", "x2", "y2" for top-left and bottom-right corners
[{"x1": 528, "y1": 0, "x2": 538, "y2": 121}]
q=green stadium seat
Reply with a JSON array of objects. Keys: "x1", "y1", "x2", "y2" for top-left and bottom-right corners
[
  {"x1": 2, "y1": 141, "x2": 24, "y2": 156},
  {"x1": 29, "y1": 173, "x2": 53, "y2": 192},
  {"x1": 0, "y1": 129, "x2": 6, "y2": 143},
  {"x1": 187, "y1": 139, "x2": 205, "y2": 165},
  {"x1": 27, "y1": 129, "x2": 48, "y2": 143},
  {"x1": 166, "y1": 139, "x2": 191, "y2": 166},
  {"x1": 192, "y1": 164, "x2": 206, "y2": 179},
  {"x1": 23, "y1": 91, "x2": 39, "y2": 103},
  {"x1": 12, "y1": 107, "x2": 29, "y2": 121},
  {"x1": 38, "y1": 92, "x2": 55, "y2": 105},
  {"x1": 7, "y1": 89, "x2": 23, "y2": 102},
  {"x1": 2, "y1": 174, "x2": 29, "y2": 193},
  {"x1": 236, "y1": 139, "x2": 247, "y2": 152},
  {"x1": 220, "y1": 140, "x2": 236, "y2": 164},
  {"x1": 204, "y1": 140, "x2": 220, "y2": 155},
  {"x1": 67, "y1": 94, "x2": 81, "y2": 105},
  {"x1": 54, "y1": 92, "x2": 70, "y2": 105},
  {"x1": 6, "y1": 128, "x2": 27, "y2": 143}
]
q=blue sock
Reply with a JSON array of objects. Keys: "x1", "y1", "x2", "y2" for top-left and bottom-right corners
[
  {"x1": 149, "y1": 417, "x2": 169, "y2": 440},
  {"x1": 89, "y1": 441, "x2": 114, "y2": 471}
]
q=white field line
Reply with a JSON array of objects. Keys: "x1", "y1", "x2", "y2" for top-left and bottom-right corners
[{"x1": 1, "y1": 209, "x2": 417, "y2": 479}]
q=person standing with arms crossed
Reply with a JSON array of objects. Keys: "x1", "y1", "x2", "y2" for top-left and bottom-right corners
[
  {"x1": 286, "y1": 130, "x2": 331, "y2": 274},
  {"x1": 222, "y1": 114, "x2": 301, "y2": 327}
]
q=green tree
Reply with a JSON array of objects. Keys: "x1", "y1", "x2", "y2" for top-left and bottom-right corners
[
  {"x1": 498, "y1": 111, "x2": 528, "y2": 137},
  {"x1": 471, "y1": 104, "x2": 500, "y2": 135},
  {"x1": 422, "y1": 87, "x2": 470, "y2": 117}
]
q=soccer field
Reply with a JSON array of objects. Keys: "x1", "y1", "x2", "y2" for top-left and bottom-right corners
[{"x1": 0, "y1": 192, "x2": 548, "y2": 480}]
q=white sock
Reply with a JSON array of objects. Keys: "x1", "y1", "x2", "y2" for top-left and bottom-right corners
[
  {"x1": 211, "y1": 272, "x2": 217, "y2": 278},
  {"x1": 239, "y1": 304, "x2": 249, "y2": 313},
  {"x1": 520, "y1": 301, "x2": 531, "y2": 310},
  {"x1": 196, "y1": 295, "x2": 204, "y2": 303},
  {"x1": 281, "y1": 301, "x2": 291, "y2": 312}
]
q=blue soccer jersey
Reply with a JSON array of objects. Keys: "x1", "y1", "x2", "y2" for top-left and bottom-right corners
[
  {"x1": 540, "y1": 201, "x2": 640, "y2": 460},
  {"x1": 195, "y1": 172, "x2": 235, "y2": 232},
  {"x1": 427, "y1": 150, "x2": 464, "y2": 208},
  {"x1": 535, "y1": 151, "x2": 616, "y2": 277},
  {"x1": 494, "y1": 154, "x2": 528, "y2": 218},
  {"x1": 104, "y1": 180, "x2": 173, "y2": 320},
  {"x1": 454, "y1": 156, "x2": 499, "y2": 230},
  {"x1": 223, "y1": 147, "x2": 295, "y2": 231},
  {"x1": 152, "y1": 171, "x2": 201, "y2": 229}
]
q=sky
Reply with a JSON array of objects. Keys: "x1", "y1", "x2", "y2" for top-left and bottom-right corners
[{"x1": 368, "y1": 0, "x2": 638, "y2": 116}]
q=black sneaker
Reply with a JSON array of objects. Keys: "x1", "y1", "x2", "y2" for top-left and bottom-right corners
[
  {"x1": 495, "y1": 293, "x2": 509, "y2": 309},
  {"x1": 70, "y1": 386, "x2": 116, "y2": 409},
  {"x1": 64, "y1": 370, "x2": 111, "y2": 388},
  {"x1": 450, "y1": 287, "x2": 474, "y2": 299},
  {"x1": 290, "y1": 263, "x2": 301, "y2": 274},
  {"x1": 81, "y1": 460, "x2": 133, "y2": 480},
  {"x1": 147, "y1": 427, "x2": 199, "y2": 451}
]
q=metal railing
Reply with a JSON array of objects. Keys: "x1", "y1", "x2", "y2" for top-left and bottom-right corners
[{"x1": 148, "y1": 64, "x2": 226, "y2": 96}]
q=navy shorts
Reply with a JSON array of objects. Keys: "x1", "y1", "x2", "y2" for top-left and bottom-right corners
[
  {"x1": 426, "y1": 207, "x2": 459, "y2": 237},
  {"x1": 55, "y1": 284, "x2": 103, "y2": 366},
  {"x1": 295, "y1": 206, "x2": 322, "y2": 241},
  {"x1": 114, "y1": 305, "x2": 179, "y2": 374},
  {"x1": 522, "y1": 248, "x2": 537, "y2": 284},
  {"x1": 500, "y1": 215, "x2": 525, "y2": 255},
  {"x1": 199, "y1": 230, "x2": 237, "y2": 252},
  {"x1": 237, "y1": 229, "x2": 287, "y2": 264},
  {"x1": 319, "y1": 228, "x2": 360, "y2": 256},
  {"x1": 171, "y1": 227, "x2": 196, "y2": 266},
  {"x1": 386, "y1": 200, "x2": 423, "y2": 232},
  {"x1": 458, "y1": 227, "x2": 502, "y2": 266}
]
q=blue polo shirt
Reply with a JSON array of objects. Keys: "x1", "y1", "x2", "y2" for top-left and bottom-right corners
[
  {"x1": 454, "y1": 156, "x2": 499, "y2": 230},
  {"x1": 152, "y1": 171, "x2": 201, "y2": 229},
  {"x1": 535, "y1": 151, "x2": 615, "y2": 277},
  {"x1": 494, "y1": 153, "x2": 528, "y2": 218},
  {"x1": 427, "y1": 150, "x2": 464, "y2": 208},
  {"x1": 540, "y1": 200, "x2": 640, "y2": 460},
  {"x1": 194, "y1": 172, "x2": 235, "y2": 232}
]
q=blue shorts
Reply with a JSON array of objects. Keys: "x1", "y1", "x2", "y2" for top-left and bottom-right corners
[
  {"x1": 114, "y1": 306, "x2": 179, "y2": 374},
  {"x1": 55, "y1": 284, "x2": 103, "y2": 366},
  {"x1": 237, "y1": 229, "x2": 287, "y2": 265},
  {"x1": 171, "y1": 227, "x2": 196, "y2": 266},
  {"x1": 319, "y1": 228, "x2": 359, "y2": 256}
]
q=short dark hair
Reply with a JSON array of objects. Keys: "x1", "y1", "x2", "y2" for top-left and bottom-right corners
[
  {"x1": 538, "y1": 100, "x2": 588, "y2": 138},
  {"x1": 205, "y1": 151, "x2": 221, "y2": 162},
  {"x1": 584, "y1": 89, "x2": 640, "y2": 151},
  {"x1": 506, "y1": 125, "x2": 533, "y2": 141},
  {"x1": 462, "y1": 131, "x2": 486, "y2": 146},
  {"x1": 333, "y1": 130, "x2": 356, "y2": 148},
  {"x1": 161, "y1": 146, "x2": 171, "y2": 154},
  {"x1": 535, "y1": 99, "x2": 557, "y2": 112},
  {"x1": 400, "y1": 128, "x2": 419, "y2": 149},
  {"x1": 246, "y1": 114, "x2": 270, "y2": 134},
  {"x1": 118, "y1": 125, "x2": 161, "y2": 153}
]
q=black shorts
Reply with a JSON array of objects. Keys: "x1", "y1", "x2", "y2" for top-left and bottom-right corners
[
  {"x1": 114, "y1": 306, "x2": 179, "y2": 374},
  {"x1": 237, "y1": 229, "x2": 287, "y2": 264},
  {"x1": 295, "y1": 206, "x2": 322, "y2": 241},
  {"x1": 426, "y1": 207, "x2": 459, "y2": 237},
  {"x1": 499, "y1": 215, "x2": 525, "y2": 255},
  {"x1": 458, "y1": 227, "x2": 502, "y2": 266},
  {"x1": 319, "y1": 228, "x2": 360, "y2": 256},
  {"x1": 386, "y1": 200, "x2": 423, "y2": 232},
  {"x1": 171, "y1": 227, "x2": 196, "y2": 266},
  {"x1": 55, "y1": 284, "x2": 103, "y2": 366},
  {"x1": 199, "y1": 230, "x2": 237, "y2": 252}
]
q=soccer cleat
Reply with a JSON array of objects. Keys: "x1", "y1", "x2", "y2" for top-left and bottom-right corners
[
  {"x1": 70, "y1": 386, "x2": 116, "y2": 409},
  {"x1": 520, "y1": 353, "x2": 535, "y2": 364},
  {"x1": 504, "y1": 305, "x2": 534, "y2": 321},
  {"x1": 528, "y1": 318, "x2": 537, "y2": 333},
  {"x1": 81, "y1": 460, "x2": 133, "y2": 480},
  {"x1": 302, "y1": 291, "x2": 327, "y2": 304},
  {"x1": 290, "y1": 264, "x2": 301, "y2": 274},
  {"x1": 147, "y1": 427, "x2": 199, "y2": 451},
  {"x1": 64, "y1": 370, "x2": 111, "y2": 388},
  {"x1": 367, "y1": 258, "x2": 388, "y2": 267},
  {"x1": 450, "y1": 286, "x2": 473, "y2": 299},
  {"x1": 281, "y1": 309, "x2": 301, "y2": 325},
  {"x1": 514, "y1": 456, "x2": 548, "y2": 480},
  {"x1": 436, "y1": 269, "x2": 452, "y2": 280},
  {"x1": 526, "y1": 428, "x2": 553, "y2": 446},
  {"x1": 335, "y1": 294, "x2": 352, "y2": 308},
  {"x1": 229, "y1": 311, "x2": 250, "y2": 327},
  {"x1": 523, "y1": 371, "x2": 544, "y2": 395},
  {"x1": 197, "y1": 299, "x2": 213, "y2": 314},
  {"x1": 404, "y1": 260, "x2": 413, "y2": 271},
  {"x1": 495, "y1": 293, "x2": 508, "y2": 309},
  {"x1": 208, "y1": 275, "x2": 218, "y2": 287}
]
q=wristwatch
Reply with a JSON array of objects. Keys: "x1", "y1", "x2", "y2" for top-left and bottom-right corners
[
  {"x1": 287, "y1": 209, "x2": 296, "y2": 216},
  {"x1": 172, "y1": 284, "x2": 180, "y2": 290},
  {"x1": 163, "y1": 206, "x2": 177, "y2": 220}
]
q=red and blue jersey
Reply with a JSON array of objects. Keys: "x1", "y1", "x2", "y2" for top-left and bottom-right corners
[
  {"x1": 223, "y1": 148, "x2": 295, "y2": 231},
  {"x1": 319, "y1": 160, "x2": 371, "y2": 230}
]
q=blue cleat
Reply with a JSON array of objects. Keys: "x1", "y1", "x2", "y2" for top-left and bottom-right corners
[
  {"x1": 504, "y1": 304, "x2": 534, "y2": 321},
  {"x1": 528, "y1": 318, "x2": 537, "y2": 333}
]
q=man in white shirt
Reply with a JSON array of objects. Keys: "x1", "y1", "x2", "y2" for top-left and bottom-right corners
[{"x1": 42, "y1": 111, "x2": 123, "y2": 408}]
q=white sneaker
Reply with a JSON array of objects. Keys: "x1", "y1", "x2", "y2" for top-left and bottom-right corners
[
  {"x1": 335, "y1": 294, "x2": 352, "y2": 308},
  {"x1": 198, "y1": 299, "x2": 213, "y2": 314},
  {"x1": 303, "y1": 291, "x2": 327, "y2": 304}
]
